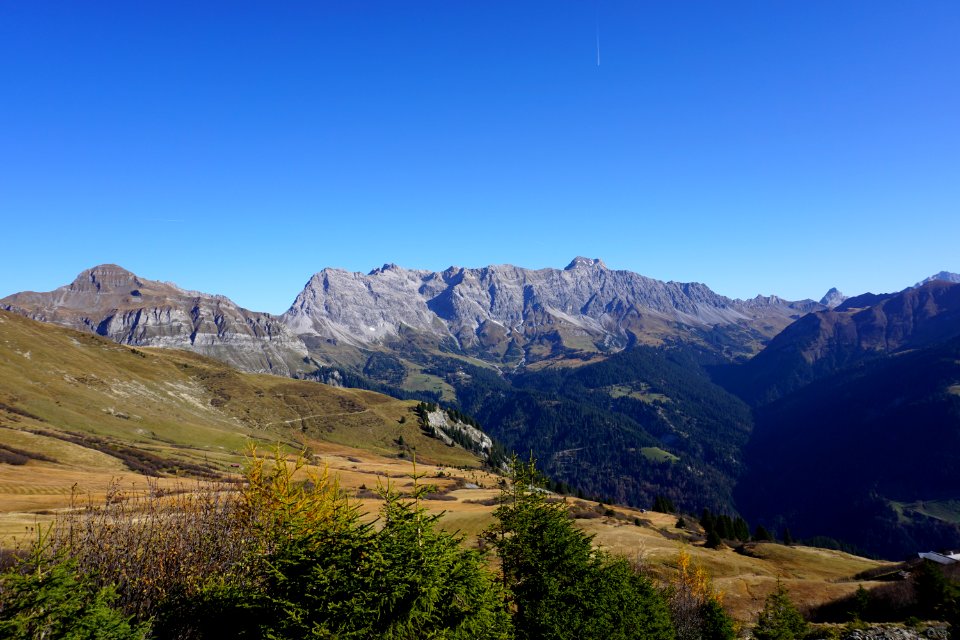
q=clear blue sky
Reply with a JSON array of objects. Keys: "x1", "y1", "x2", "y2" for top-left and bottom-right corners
[{"x1": 2, "y1": 1, "x2": 958, "y2": 313}]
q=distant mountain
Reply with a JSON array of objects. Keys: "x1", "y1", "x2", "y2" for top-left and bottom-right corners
[
  {"x1": 818, "y1": 287, "x2": 847, "y2": 309},
  {"x1": 723, "y1": 280, "x2": 960, "y2": 405},
  {"x1": 282, "y1": 256, "x2": 823, "y2": 366},
  {"x1": 916, "y1": 271, "x2": 960, "y2": 287},
  {"x1": 1, "y1": 260, "x2": 825, "y2": 373},
  {"x1": 0, "y1": 264, "x2": 308, "y2": 376}
]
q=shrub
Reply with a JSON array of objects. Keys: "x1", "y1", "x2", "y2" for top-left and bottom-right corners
[
  {"x1": 483, "y1": 458, "x2": 674, "y2": 640},
  {"x1": 48, "y1": 478, "x2": 256, "y2": 624},
  {"x1": 0, "y1": 539, "x2": 148, "y2": 640},
  {"x1": 753, "y1": 580, "x2": 808, "y2": 640},
  {"x1": 665, "y1": 548, "x2": 736, "y2": 640}
]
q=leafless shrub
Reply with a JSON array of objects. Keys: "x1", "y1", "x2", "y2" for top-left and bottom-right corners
[
  {"x1": 355, "y1": 485, "x2": 381, "y2": 499},
  {"x1": 568, "y1": 506, "x2": 603, "y2": 519},
  {"x1": 423, "y1": 492, "x2": 457, "y2": 501},
  {"x1": 463, "y1": 497, "x2": 499, "y2": 506},
  {"x1": 0, "y1": 443, "x2": 57, "y2": 465},
  {"x1": 48, "y1": 479, "x2": 259, "y2": 621}
]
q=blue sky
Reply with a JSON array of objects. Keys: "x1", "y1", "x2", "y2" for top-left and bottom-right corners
[{"x1": 2, "y1": 1, "x2": 958, "y2": 313}]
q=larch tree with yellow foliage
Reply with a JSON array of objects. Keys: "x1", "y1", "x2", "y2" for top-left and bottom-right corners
[{"x1": 665, "y1": 548, "x2": 737, "y2": 640}]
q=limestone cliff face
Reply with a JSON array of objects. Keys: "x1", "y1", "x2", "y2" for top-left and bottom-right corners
[
  {"x1": 1, "y1": 265, "x2": 308, "y2": 375},
  {"x1": 282, "y1": 257, "x2": 822, "y2": 363}
]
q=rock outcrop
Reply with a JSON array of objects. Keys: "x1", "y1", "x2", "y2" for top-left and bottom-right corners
[
  {"x1": 282, "y1": 257, "x2": 823, "y2": 363},
  {"x1": 1, "y1": 259, "x2": 831, "y2": 372},
  {"x1": 0, "y1": 264, "x2": 308, "y2": 376}
]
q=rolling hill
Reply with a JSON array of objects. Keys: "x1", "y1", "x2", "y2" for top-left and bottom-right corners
[{"x1": 0, "y1": 310, "x2": 491, "y2": 538}]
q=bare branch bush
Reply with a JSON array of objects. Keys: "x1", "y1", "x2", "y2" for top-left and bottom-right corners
[{"x1": 48, "y1": 478, "x2": 260, "y2": 622}]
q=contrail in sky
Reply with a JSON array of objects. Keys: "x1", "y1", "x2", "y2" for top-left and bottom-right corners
[{"x1": 596, "y1": 20, "x2": 600, "y2": 66}]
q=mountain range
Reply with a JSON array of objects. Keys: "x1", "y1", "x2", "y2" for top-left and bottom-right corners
[
  {"x1": 2, "y1": 259, "x2": 829, "y2": 375},
  {"x1": 282, "y1": 257, "x2": 824, "y2": 366},
  {"x1": 3, "y1": 261, "x2": 959, "y2": 558}
]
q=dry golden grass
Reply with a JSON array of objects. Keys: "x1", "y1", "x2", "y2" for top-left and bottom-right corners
[{"x1": 574, "y1": 506, "x2": 890, "y2": 622}]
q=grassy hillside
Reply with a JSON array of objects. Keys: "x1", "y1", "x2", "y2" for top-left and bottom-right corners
[{"x1": 0, "y1": 310, "x2": 483, "y2": 538}]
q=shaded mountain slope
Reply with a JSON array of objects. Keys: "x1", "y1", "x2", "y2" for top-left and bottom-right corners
[
  {"x1": 421, "y1": 345, "x2": 755, "y2": 511},
  {"x1": 737, "y1": 335, "x2": 960, "y2": 558}
]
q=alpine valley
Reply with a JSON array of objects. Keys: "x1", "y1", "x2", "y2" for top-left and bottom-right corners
[{"x1": 3, "y1": 260, "x2": 960, "y2": 559}]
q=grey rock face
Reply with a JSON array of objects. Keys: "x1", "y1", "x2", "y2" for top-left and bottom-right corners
[
  {"x1": 282, "y1": 257, "x2": 823, "y2": 363},
  {"x1": 2, "y1": 259, "x2": 828, "y2": 373},
  {"x1": 916, "y1": 271, "x2": 960, "y2": 287},
  {"x1": 815, "y1": 624, "x2": 950, "y2": 640},
  {"x1": 423, "y1": 408, "x2": 494, "y2": 456},
  {"x1": 819, "y1": 287, "x2": 848, "y2": 309},
  {"x1": 1, "y1": 265, "x2": 308, "y2": 376}
]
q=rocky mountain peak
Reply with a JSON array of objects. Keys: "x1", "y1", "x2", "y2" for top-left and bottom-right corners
[
  {"x1": 368, "y1": 263, "x2": 401, "y2": 276},
  {"x1": 281, "y1": 258, "x2": 824, "y2": 364},
  {"x1": 564, "y1": 256, "x2": 607, "y2": 271},
  {"x1": 1, "y1": 265, "x2": 308, "y2": 376},
  {"x1": 915, "y1": 271, "x2": 960, "y2": 287},
  {"x1": 819, "y1": 287, "x2": 847, "y2": 309},
  {"x1": 70, "y1": 264, "x2": 144, "y2": 294}
]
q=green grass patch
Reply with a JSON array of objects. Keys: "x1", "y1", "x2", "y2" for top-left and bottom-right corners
[
  {"x1": 606, "y1": 384, "x2": 670, "y2": 404},
  {"x1": 640, "y1": 447, "x2": 679, "y2": 463},
  {"x1": 403, "y1": 372, "x2": 457, "y2": 402},
  {"x1": 899, "y1": 499, "x2": 960, "y2": 524}
]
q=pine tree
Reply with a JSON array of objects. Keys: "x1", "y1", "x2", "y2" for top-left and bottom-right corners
[
  {"x1": 483, "y1": 457, "x2": 674, "y2": 640},
  {"x1": 0, "y1": 547, "x2": 148, "y2": 640},
  {"x1": 753, "y1": 580, "x2": 808, "y2": 640},
  {"x1": 782, "y1": 527, "x2": 793, "y2": 546},
  {"x1": 753, "y1": 524, "x2": 774, "y2": 542},
  {"x1": 654, "y1": 495, "x2": 676, "y2": 514},
  {"x1": 734, "y1": 517, "x2": 750, "y2": 542},
  {"x1": 370, "y1": 477, "x2": 511, "y2": 639},
  {"x1": 700, "y1": 508, "x2": 714, "y2": 531},
  {"x1": 848, "y1": 584, "x2": 870, "y2": 621},
  {"x1": 705, "y1": 528, "x2": 723, "y2": 549}
]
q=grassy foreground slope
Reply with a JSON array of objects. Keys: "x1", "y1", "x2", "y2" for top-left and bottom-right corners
[
  {"x1": 0, "y1": 311, "x2": 889, "y2": 622},
  {"x1": 0, "y1": 310, "x2": 480, "y2": 537}
]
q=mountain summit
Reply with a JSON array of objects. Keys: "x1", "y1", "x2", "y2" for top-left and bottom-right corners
[
  {"x1": 0, "y1": 264, "x2": 308, "y2": 375},
  {"x1": 818, "y1": 287, "x2": 847, "y2": 309},
  {"x1": 2, "y1": 259, "x2": 825, "y2": 370},
  {"x1": 564, "y1": 256, "x2": 607, "y2": 270},
  {"x1": 915, "y1": 271, "x2": 960, "y2": 287}
]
